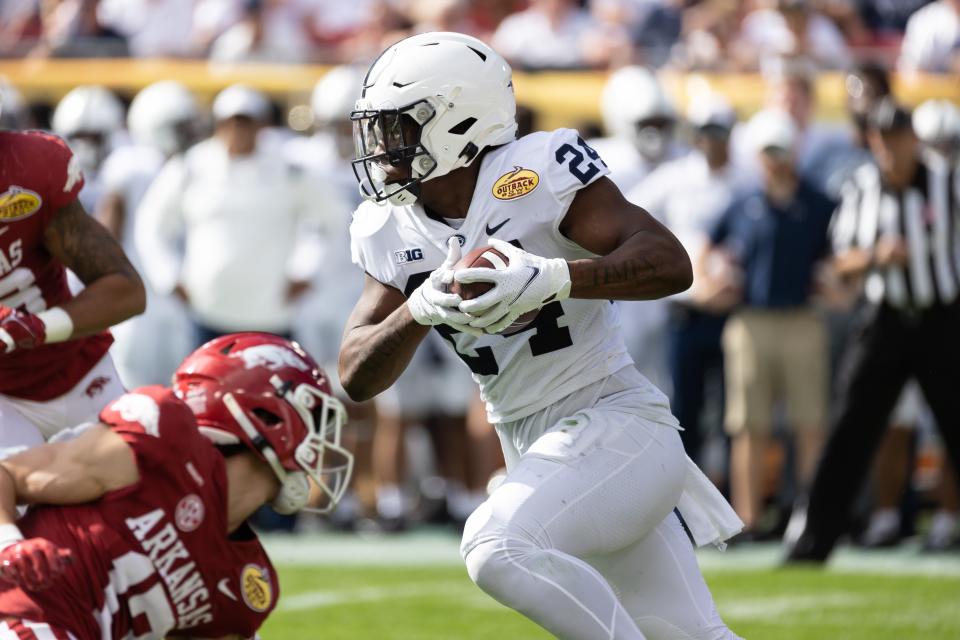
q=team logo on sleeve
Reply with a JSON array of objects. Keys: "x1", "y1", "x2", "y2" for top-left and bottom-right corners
[
  {"x1": 492, "y1": 166, "x2": 539, "y2": 201},
  {"x1": 0, "y1": 187, "x2": 42, "y2": 221},
  {"x1": 241, "y1": 564, "x2": 273, "y2": 612}
]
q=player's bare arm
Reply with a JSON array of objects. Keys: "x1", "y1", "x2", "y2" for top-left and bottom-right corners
[
  {"x1": 0, "y1": 424, "x2": 138, "y2": 524},
  {"x1": 560, "y1": 176, "x2": 693, "y2": 300},
  {"x1": 338, "y1": 273, "x2": 431, "y2": 402},
  {"x1": 0, "y1": 425, "x2": 138, "y2": 590},
  {"x1": 44, "y1": 198, "x2": 146, "y2": 337}
]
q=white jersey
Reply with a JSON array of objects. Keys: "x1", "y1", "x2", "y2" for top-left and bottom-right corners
[{"x1": 351, "y1": 128, "x2": 648, "y2": 423}]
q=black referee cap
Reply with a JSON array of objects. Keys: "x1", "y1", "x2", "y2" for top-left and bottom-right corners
[{"x1": 868, "y1": 99, "x2": 912, "y2": 133}]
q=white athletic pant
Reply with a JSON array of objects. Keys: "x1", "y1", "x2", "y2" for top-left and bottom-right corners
[
  {"x1": 461, "y1": 369, "x2": 740, "y2": 639},
  {"x1": 0, "y1": 353, "x2": 125, "y2": 455}
]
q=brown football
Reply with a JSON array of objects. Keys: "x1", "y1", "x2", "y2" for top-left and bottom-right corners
[{"x1": 448, "y1": 246, "x2": 538, "y2": 335}]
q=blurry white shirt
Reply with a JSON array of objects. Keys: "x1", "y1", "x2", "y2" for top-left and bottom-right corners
[
  {"x1": 99, "y1": 143, "x2": 167, "y2": 267},
  {"x1": 98, "y1": 0, "x2": 197, "y2": 57},
  {"x1": 492, "y1": 7, "x2": 596, "y2": 68},
  {"x1": 739, "y1": 9, "x2": 851, "y2": 70},
  {"x1": 586, "y1": 135, "x2": 688, "y2": 194},
  {"x1": 135, "y1": 137, "x2": 343, "y2": 332},
  {"x1": 898, "y1": 0, "x2": 960, "y2": 73},
  {"x1": 628, "y1": 152, "x2": 743, "y2": 301}
]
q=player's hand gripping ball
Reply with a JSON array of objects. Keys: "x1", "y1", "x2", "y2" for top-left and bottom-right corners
[{"x1": 447, "y1": 246, "x2": 539, "y2": 336}]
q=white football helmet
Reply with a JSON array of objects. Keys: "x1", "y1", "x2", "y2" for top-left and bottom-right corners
[
  {"x1": 352, "y1": 32, "x2": 518, "y2": 206},
  {"x1": 312, "y1": 65, "x2": 365, "y2": 127},
  {"x1": 53, "y1": 85, "x2": 124, "y2": 175},
  {"x1": 601, "y1": 66, "x2": 676, "y2": 160},
  {"x1": 127, "y1": 80, "x2": 202, "y2": 156},
  {"x1": 52, "y1": 85, "x2": 124, "y2": 138},
  {"x1": 913, "y1": 99, "x2": 960, "y2": 161}
]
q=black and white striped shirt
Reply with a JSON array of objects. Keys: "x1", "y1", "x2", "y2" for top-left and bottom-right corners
[{"x1": 831, "y1": 159, "x2": 960, "y2": 309}]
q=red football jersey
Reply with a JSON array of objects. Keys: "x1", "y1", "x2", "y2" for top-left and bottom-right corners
[
  {"x1": 0, "y1": 130, "x2": 113, "y2": 401},
  {"x1": 0, "y1": 387, "x2": 280, "y2": 640}
]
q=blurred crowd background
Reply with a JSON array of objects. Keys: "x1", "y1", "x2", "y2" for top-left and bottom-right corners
[{"x1": 1, "y1": 0, "x2": 960, "y2": 553}]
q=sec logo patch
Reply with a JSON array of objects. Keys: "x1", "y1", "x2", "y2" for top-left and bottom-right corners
[
  {"x1": 0, "y1": 187, "x2": 42, "y2": 221},
  {"x1": 175, "y1": 494, "x2": 205, "y2": 532},
  {"x1": 492, "y1": 166, "x2": 539, "y2": 201},
  {"x1": 241, "y1": 563, "x2": 272, "y2": 612}
]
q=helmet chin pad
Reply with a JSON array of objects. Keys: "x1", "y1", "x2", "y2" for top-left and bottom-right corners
[{"x1": 272, "y1": 472, "x2": 310, "y2": 514}]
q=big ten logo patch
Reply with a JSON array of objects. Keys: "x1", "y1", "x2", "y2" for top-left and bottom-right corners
[
  {"x1": 492, "y1": 167, "x2": 539, "y2": 201},
  {"x1": 394, "y1": 248, "x2": 424, "y2": 264},
  {"x1": 241, "y1": 564, "x2": 272, "y2": 612}
]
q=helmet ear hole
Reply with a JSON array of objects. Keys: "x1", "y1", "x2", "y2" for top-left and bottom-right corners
[
  {"x1": 448, "y1": 117, "x2": 477, "y2": 135},
  {"x1": 252, "y1": 407, "x2": 282, "y2": 426}
]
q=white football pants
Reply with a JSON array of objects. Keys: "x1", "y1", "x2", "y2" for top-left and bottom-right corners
[
  {"x1": 461, "y1": 371, "x2": 739, "y2": 639},
  {"x1": 0, "y1": 353, "x2": 125, "y2": 453}
]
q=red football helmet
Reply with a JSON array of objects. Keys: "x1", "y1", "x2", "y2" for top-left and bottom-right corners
[{"x1": 173, "y1": 332, "x2": 352, "y2": 514}]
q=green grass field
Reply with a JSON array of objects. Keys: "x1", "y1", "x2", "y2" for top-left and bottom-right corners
[{"x1": 258, "y1": 532, "x2": 960, "y2": 639}]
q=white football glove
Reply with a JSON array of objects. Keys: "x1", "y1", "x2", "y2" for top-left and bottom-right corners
[
  {"x1": 0, "y1": 268, "x2": 44, "y2": 313},
  {"x1": 407, "y1": 238, "x2": 481, "y2": 336},
  {"x1": 456, "y1": 239, "x2": 571, "y2": 335}
]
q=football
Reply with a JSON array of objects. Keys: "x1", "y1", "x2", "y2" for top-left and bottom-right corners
[{"x1": 448, "y1": 246, "x2": 538, "y2": 335}]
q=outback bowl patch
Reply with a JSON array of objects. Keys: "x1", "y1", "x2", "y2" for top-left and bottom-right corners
[
  {"x1": 492, "y1": 166, "x2": 539, "y2": 201},
  {"x1": 0, "y1": 187, "x2": 41, "y2": 221},
  {"x1": 241, "y1": 563, "x2": 272, "y2": 612}
]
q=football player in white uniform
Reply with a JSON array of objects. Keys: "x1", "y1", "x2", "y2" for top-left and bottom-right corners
[{"x1": 339, "y1": 32, "x2": 743, "y2": 640}]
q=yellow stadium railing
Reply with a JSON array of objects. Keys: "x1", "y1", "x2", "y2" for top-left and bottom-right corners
[{"x1": 1, "y1": 59, "x2": 958, "y2": 129}]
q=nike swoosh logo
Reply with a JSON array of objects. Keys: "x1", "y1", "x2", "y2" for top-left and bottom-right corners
[
  {"x1": 485, "y1": 219, "x2": 510, "y2": 235},
  {"x1": 218, "y1": 578, "x2": 238, "y2": 601},
  {"x1": 509, "y1": 266, "x2": 540, "y2": 305}
]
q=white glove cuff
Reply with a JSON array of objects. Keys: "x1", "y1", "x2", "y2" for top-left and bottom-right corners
[
  {"x1": 549, "y1": 258, "x2": 572, "y2": 302},
  {"x1": 0, "y1": 524, "x2": 24, "y2": 552},
  {"x1": 37, "y1": 307, "x2": 73, "y2": 343}
]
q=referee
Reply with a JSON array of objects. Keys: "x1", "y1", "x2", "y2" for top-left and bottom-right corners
[{"x1": 787, "y1": 99, "x2": 960, "y2": 562}]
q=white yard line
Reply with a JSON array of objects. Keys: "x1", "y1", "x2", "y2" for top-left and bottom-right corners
[
  {"x1": 262, "y1": 533, "x2": 960, "y2": 576},
  {"x1": 278, "y1": 581, "x2": 474, "y2": 612}
]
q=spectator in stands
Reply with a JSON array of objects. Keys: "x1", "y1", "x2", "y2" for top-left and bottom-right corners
[
  {"x1": 628, "y1": 93, "x2": 747, "y2": 468},
  {"x1": 735, "y1": 0, "x2": 851, "y2": 71},
  {"x1": 491, "y1": 0, "x2": 597, "y2": 69},
  {"x1": 701, "y1": 109, "x2": 834, "y2": 539},
  {"x1": 96, "y1": 0, "x2": 197, "y2": 57},
  {"x1": 857, "y1": 0, "x2": 931, "y2": 43},
  {"x1": 671, "y1": 0, "x2": 744, "y2": 71},
  {"x1": 31, "y1": 0, "x2": 129, "y2": 58},
  {"x1": 898, "y1": 0, "x2": 960, "y2": 73},
  {"x1": 210, "y1": 0, "x2": 318, "y2": 63},
  {"x1": 134, "y1": 84, "x2": 335, "y2": 357}
]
